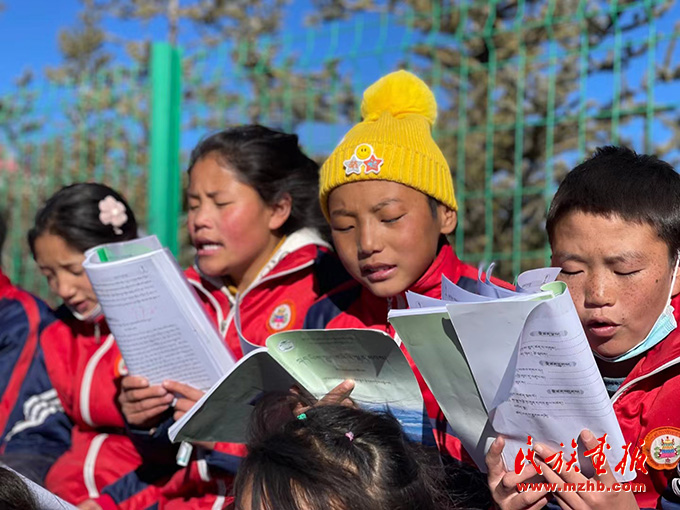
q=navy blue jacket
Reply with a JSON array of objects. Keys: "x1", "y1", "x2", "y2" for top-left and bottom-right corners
[{"x1": 0, "y1": 270, "x2": 72, "y2": 482}]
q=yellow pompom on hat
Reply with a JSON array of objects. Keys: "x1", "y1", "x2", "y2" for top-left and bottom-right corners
[{"x1": 319, "y1": 69, "x2": 456, "y2": 220}]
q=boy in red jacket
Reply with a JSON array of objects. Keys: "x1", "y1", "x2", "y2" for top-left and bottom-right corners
[
  {"x1": 487, "y1": 146, "x2": 680, "y2": 510},
  {"x1": 304, "y1": 70, "x2": 512, "y2": 467}
]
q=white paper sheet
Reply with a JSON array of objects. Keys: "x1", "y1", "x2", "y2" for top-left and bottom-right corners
[
  {"x1": 405, "y1": 290, "x2": 446, "y2": 308},
  {"x1": 84, "y1": 236, "x2": 235, "y2": 391},
  {"x1": 477, "y1": 263, "x2": 522, "y2": 298},
  {"x1": 442, "y1": 275, "x2": 494, "y2": 302},
  {"x1": 389, "y1": 307, "x2": 494, "y2": 469},
  {"x1": 448, "y1": 282, "x2": 632, "y2": 481},
  {"x1": 516, "y1": 267, "x2": 562, "y2": 293}
]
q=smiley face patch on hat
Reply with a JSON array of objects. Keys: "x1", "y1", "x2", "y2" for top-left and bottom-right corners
[
  {"x1": 642, "y1": 427, "x2": 680, "y2": 470},
  {"x1": 343, "y1": 143, "x2": 383, "y2": 176}
]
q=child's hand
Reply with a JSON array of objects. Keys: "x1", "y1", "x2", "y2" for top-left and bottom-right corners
[
  {"x1": 292, "y1": 379, "x2": 356, "y2": 416},
  {"x1": 119, "y1": 375, "x2": 174, "y2": 427},
  {"x1": 77, "y1": 499, "x2": 102, "y2": 510},
  {"x1": 535, "y1": 430, "x2": 640, "y2": 510},
  {"x1": 486, "y1": 436, "x2": 551, "y2": 510},
  {"x1": 162, "y1": 380, "x2": 205, "y2": 421}
]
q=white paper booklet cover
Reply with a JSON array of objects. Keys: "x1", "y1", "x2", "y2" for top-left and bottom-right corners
[
  {"x1": 83, "y1": 235, "x2": 235, "y2": 391},
  {"x1": 168, "y1": 328, "x2": 429, "y2": 447}
]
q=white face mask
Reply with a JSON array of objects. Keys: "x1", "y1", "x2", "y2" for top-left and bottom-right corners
[
  {"x1": 66, "y1": 302, "x2": 103, "y2": 323},
  {"x1": 594, "y1": 254, "x2": 680, "y2": 363}
]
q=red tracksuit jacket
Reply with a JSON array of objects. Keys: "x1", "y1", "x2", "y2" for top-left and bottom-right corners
[
  {"x1": 95, "y1": 228, "x2": 350, "y2": 509},
  {"x1": 41, "y1": 309, "x2": 142, "y2": 504},
  {"x1": 609, "y1": 305, "x2": 680, "y2": 509}
]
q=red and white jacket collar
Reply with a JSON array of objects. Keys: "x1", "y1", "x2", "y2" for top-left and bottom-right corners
[{"x1": 191, "y1": 228, "x2": 330, "y2": 301}]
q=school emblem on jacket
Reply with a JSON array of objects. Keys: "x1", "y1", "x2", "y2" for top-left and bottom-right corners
[
  {"x1": 642, "y1": 427, "x2": 680, "y2": 470},
  {"x1": 343, "y1": 143, "x2": 383, "y2": 176},
  {"x1": 267, "y1": 302, "x2": 295, "y2": 332}
]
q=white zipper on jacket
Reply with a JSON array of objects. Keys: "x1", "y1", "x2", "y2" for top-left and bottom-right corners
[
  {"x1": 190, "y1": 228, "x2": 328, "y2": 345},
  {"x1": 190, "y1": 280, "x2": 228, "y2": 336},
  {"x1": 80, "y1": 334, "x2": 115, "y2": 427},
  {"x1": 197, "y1": 447, "x2": 211, "y2": 482},
  {"x1": 611, "y1": 356, "x2": 680, "y2": 404},
  {"x1": 234, "y1": 259, "x2": 316, "y2": 352},
  {"x1": 212, "y1": 479, "x2": 227, "y2": 509},
  {"x1": 84, "y1": 432, "x2": 109, "y2": 498},
  {"x1": 220, "y1": 299, "x2": 236, "y2": 340},
  {"x1": 234, "y1": 227, "x2": 329, "y2": 304}
]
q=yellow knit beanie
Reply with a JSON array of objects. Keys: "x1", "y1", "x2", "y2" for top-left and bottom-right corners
[{"x1": 319, "y1": 70, "x2": 456, "y2": 220}]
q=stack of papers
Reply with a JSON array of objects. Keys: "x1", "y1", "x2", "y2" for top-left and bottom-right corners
[{"x1": 389, "y1": 267, "x2": 633, "y2": 481}]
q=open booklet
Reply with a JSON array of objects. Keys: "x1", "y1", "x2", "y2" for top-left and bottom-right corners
[
  {"x1": 389, "y1": 267, "x2": 633, "y2": 481},
  {"x1": 168, "y1": 328, "x2": 429, "y2": 445},
  {"x1": 83, "y1": 235, "x2": 236, "y2": 391}
]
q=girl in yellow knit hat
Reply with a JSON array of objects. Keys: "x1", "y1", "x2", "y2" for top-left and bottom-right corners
[{"x1": 305, "y1": 70, "x2": 513, "y2": 471}]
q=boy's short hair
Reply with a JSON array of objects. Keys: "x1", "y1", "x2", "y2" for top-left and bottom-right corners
[{"x1": 546, "y1": 146, "x2": 680, "y2": 259}]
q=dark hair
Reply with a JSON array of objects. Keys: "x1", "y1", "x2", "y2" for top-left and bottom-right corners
[
  {"x1": 546, "y1": 146, "x2": 680, "y2": 259},
  {"x1": 28, "y1": 183, "x2": 138, "y2": 257},
  {"x1": 0, "y1": 467, "x2": 38, "y2": 510},
  {"x1": 233, "y1": 396, "x2": 460, "y2": 510},
  {"x1": 187, "y1": 125, "x2": 327, "y2": 238},
  {"x1": 427, "y1": 196, "x2": 439, "y2": 218}
]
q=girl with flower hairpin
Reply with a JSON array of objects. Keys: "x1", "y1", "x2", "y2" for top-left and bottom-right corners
[
  {"x1": 27, "y1": 182, "x2": 143, "y2": 505},
  {"x1": 74, "y1": 126, "x2": 352, "y2": 510}
]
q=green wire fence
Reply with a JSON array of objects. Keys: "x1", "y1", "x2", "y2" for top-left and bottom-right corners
[{"x1": 1, "y1": 0, "x2": 679, "y2": 302}]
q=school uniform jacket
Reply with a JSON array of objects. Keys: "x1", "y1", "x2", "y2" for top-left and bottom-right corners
[
  {"x1": 41, "y1": 308, "x2": 143, "y2": 505},
  {"x1": 609, "y1": 308, "x2": 680, "y2": 510},
  {"x1": 94, "y1": 228, "x2": 350, "y2": 510},
  {"x1": 303, "y1": 244, "x2": 514, "y2": 461},
  {"x1": 186, "y1": 228, "x2": 348, "y2": 359},
  {"x1": 0, "y1": 269, "x2": 71, "y2": 482}
]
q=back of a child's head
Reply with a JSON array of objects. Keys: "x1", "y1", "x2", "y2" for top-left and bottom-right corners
[
  {"x1": 0, "y1": 467, "x2": 38, "y2": 510},
  {"x1": 234, "y1": 398, "x2": 459, "y2": 510},
  {"x1": 187, "y1": 125, "x2": 327, "y2": 238},
  {"x1": 546, "y1": 146, "x2": 680, "y2": 258},
  {"x1": 28, "y1": 182, "x2": 138, "y2": 257}
]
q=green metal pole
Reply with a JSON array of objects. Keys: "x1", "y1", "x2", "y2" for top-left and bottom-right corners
[{"x1": 149, "y1": 42, "x2": 181, "y2": 256}]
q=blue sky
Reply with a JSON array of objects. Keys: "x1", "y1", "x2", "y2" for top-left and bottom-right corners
[
  {"x1": 0, "y1": 0, "x2": 176, "y2": 94},
  {"x1": 1, "y1": 1, "x2": 82, "y2": 92},
  {"x1": 2, "y1": 0, "x2": 678, "y2": 161}
]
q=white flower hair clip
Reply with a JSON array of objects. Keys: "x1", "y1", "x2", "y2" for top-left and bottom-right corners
[{"x1": 98, "y1": 195, "x2": 128, "y2": 235}]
